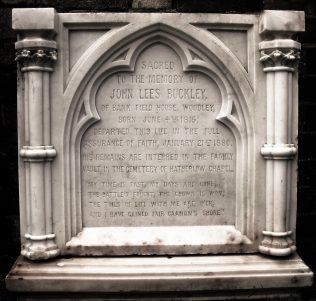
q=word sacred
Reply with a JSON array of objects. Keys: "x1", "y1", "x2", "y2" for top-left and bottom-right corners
[{"x1": 141, "y1": 60, "x2": 175, "y2": 70}]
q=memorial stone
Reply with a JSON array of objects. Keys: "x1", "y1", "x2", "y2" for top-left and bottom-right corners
[{"x1": 6, "y1": 8, "x2": 313, "y2": 300}]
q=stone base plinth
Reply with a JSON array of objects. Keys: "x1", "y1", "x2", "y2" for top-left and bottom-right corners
[{"x1": 6, "y1": 253, "x2": 313, "y2": 300}]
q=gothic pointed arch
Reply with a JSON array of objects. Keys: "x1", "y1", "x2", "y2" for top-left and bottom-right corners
[{"x1": 62, "y1": 22, "x2": 255, "y2": 254}]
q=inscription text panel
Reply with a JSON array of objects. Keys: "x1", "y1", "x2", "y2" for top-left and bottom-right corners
[{"x1": 81, "y1": 44, "x2": 236, "y2": 227}]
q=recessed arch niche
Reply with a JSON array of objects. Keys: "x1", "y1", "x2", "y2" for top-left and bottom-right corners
[{"x1": 63, "y1": 25, "x2": 256, "y2": 255}]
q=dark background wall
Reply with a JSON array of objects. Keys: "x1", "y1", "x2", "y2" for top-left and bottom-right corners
[{"x1": 0, "y1": 1, "x2": 315, "y2": 300}]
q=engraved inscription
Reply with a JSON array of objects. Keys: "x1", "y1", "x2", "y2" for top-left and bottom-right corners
[{"x1": 81, "y1": 44, "x2": 236, "y2": 226}]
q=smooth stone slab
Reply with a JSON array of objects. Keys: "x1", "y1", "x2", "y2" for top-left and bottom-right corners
[
  {"x1": 65, "y1": 226, "x2": 252, "y2": 255},
  {"x1": 6, "y1": 254, "x2": 313, "y2": 294}
]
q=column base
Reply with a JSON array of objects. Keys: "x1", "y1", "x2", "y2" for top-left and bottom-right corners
[
  {"x1": 21, "y1": 241, "x2": 60, "y2": 261},
  {"x1": 259, "y1": 244, "x2": 297, "y2": 256},
  {"x1": 259, "y1": 230, "x2": 296, "y2": 256}
]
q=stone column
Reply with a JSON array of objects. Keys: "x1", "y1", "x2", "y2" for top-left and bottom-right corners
[
  {"x1": 258, "y1": 11, "x2": 304, "y2": 256},
  {"x1": 13, "y1": 8, "x2": 60, "y2": 260}
]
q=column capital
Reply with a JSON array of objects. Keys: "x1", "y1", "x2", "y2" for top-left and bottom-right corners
[
  {"x1": 12, "y1": 8, "x2": 58, "y2": 70},
  {"x1": 15, "y1": 49, "x2": 57, "y2": 71},
  {"x1": 259, "y1": 10, "x2": 304, "y2": 72},
  {"x1": 259, "y1": 49, "x2": 300, "y2": 70}
]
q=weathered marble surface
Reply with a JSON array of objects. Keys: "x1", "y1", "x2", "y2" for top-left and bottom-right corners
[{"x1": 8, "y1": 8, "x2": 313, "y2": 299}]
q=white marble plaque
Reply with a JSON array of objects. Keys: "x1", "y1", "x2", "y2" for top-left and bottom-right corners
[
  {"x1": 9, "y1": 8, "x2": 313, "y2": 300},
  {"x1": 81, "y1": 44, "x2": 236, "y2": 228},
  {"x1": 12, "y1": 10, "x2": 308, "y2": 259}
]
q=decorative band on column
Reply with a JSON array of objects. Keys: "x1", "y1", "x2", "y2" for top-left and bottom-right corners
[
  {"x1": 263, "y1": 66, "x2": 295, "y2": 72},
  {"x1": 20, "y1": 146, "x2": 57, "y2": 162},
  {"x1": 25, "y1": 233, "x2": 56, "y2": 241},
  {"x1": 261, "y1": 144, "x2": 297, "y2": 160},
  {"x1": 262, "y1": 230, "x2": 292, "y2": 237}
]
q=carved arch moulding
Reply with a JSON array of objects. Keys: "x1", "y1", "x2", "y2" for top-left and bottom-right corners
[
  {"x1": 63, "y1": 29, "x2": 255, "y2": 255},
  {"x1": 12, "y1": 9, "x2": 304, "y2": 259}
]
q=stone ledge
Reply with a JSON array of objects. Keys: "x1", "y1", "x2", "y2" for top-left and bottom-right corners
[
  {"x1": 6, "y1": 254, "x2": 313, "y2": 293},
  {"x1": 65, "y1": 226, "x2": 254, "y2": 256}
]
